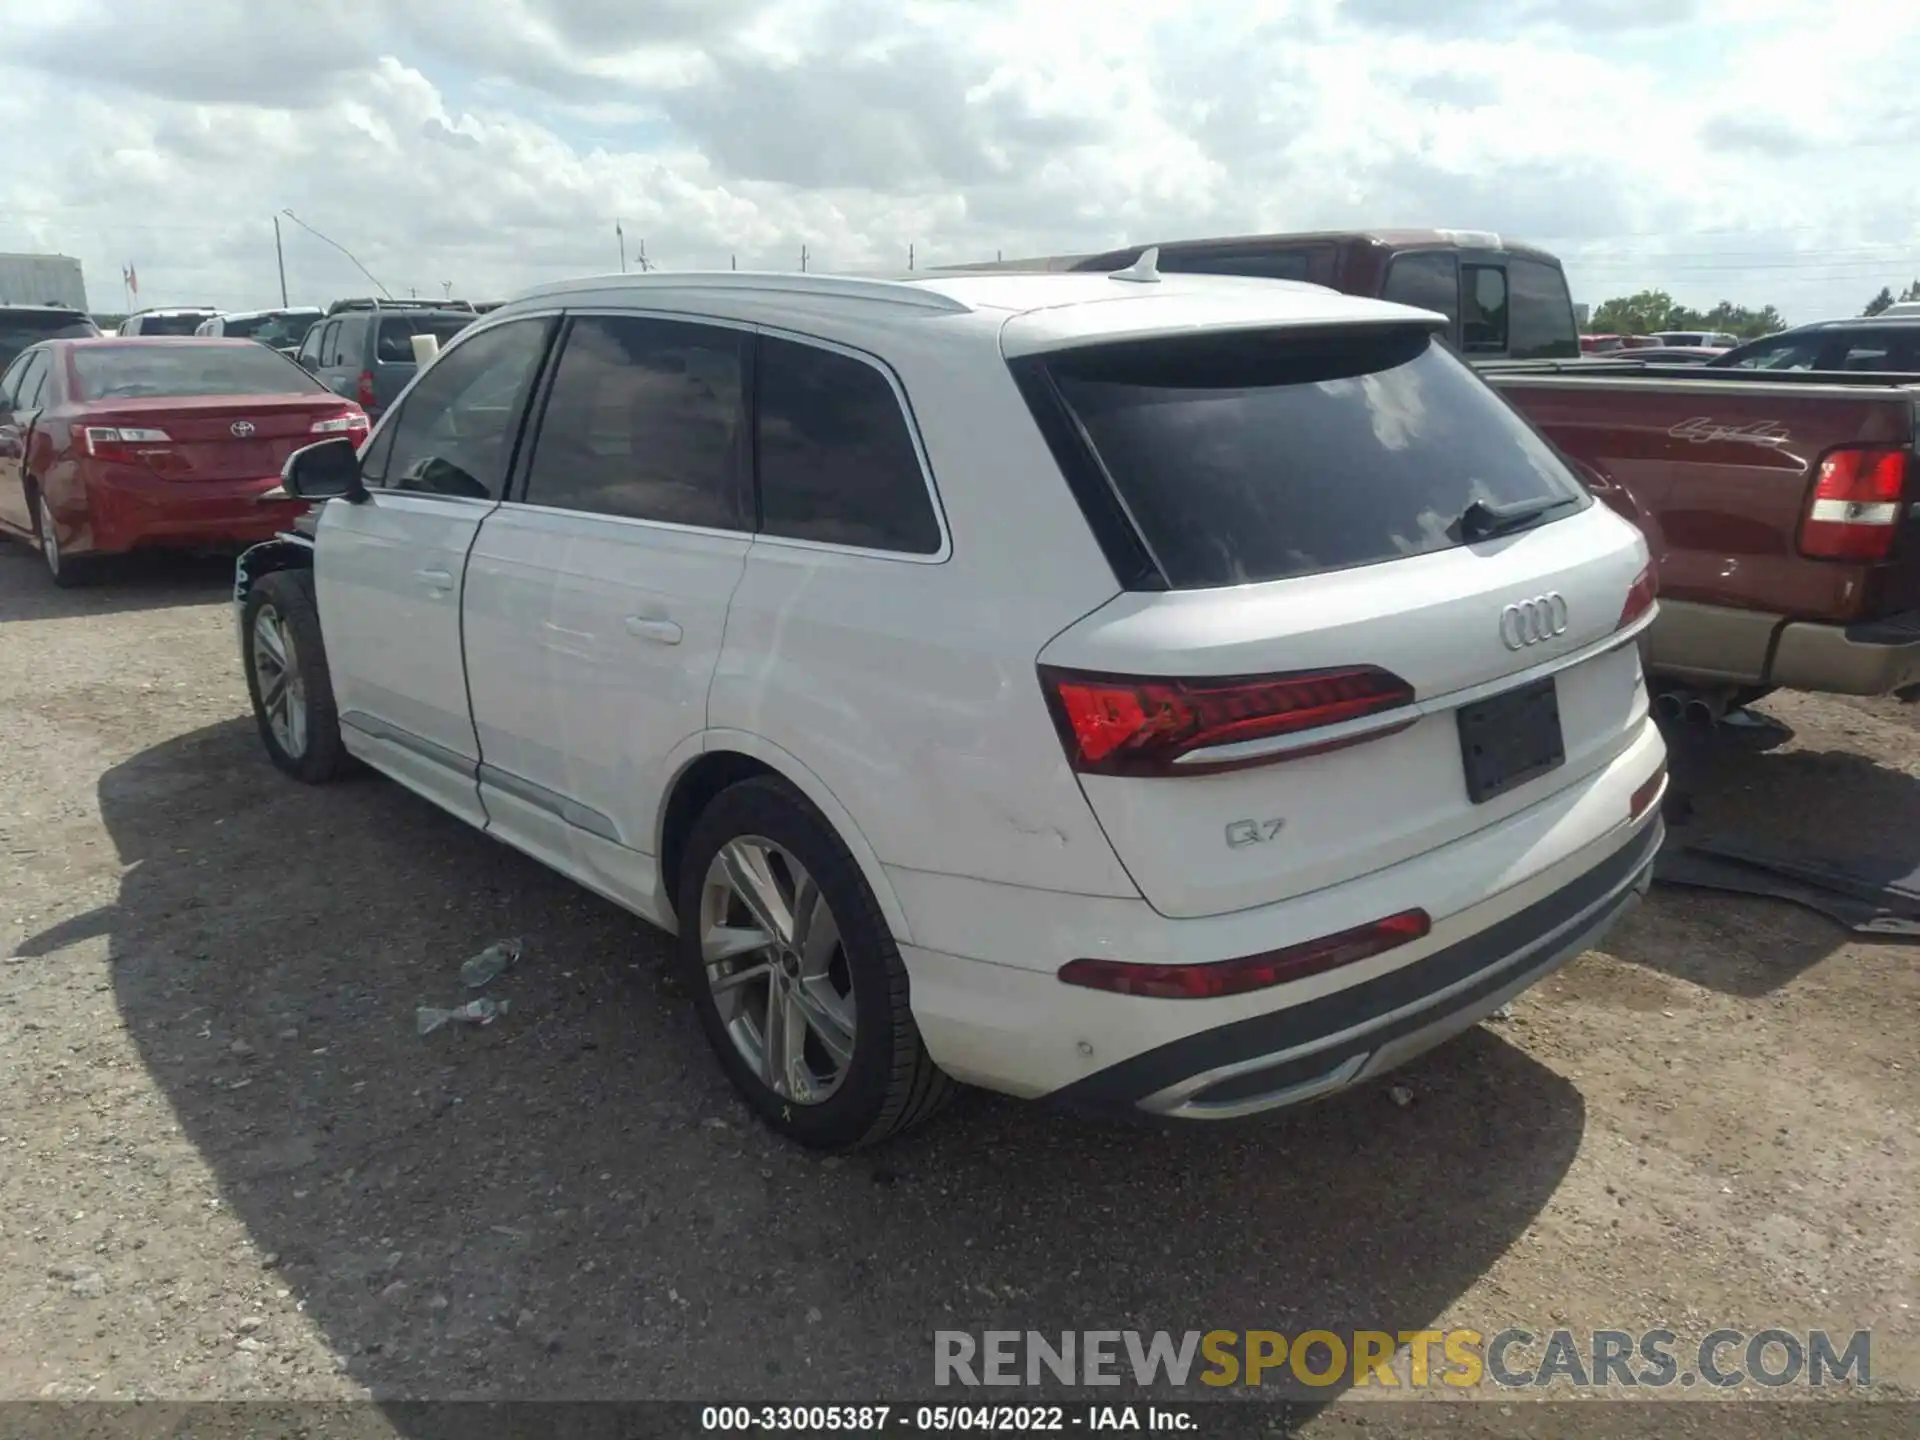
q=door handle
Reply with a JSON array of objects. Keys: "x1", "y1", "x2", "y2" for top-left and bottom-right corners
[
  {"x1": 416, "y1": 567, "x2": 455, "y2": 590},
  {"x1": 624, "y1": 616, "x2": 683, "y2": 645}
]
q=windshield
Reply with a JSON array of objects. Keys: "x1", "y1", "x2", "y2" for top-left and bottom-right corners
[
  {"x1": 1036, "y1": 325, "x2": 1587, "y2": 589},
  {"x1": 71, "y1": 344, "x2": 324, "y2": 400},
  {"x1": 1, "y1": 314, "x2": 98, "y2": 367},
  {"x1": 377, "y1": 314, "x2": 473, "y2": 362},
  {"x1": 224, "y1": 312, "x2": 321, "y2": 347}
]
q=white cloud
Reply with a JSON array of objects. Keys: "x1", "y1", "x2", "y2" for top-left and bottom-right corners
[{"x1": 1, "y1": 0, "x2": 1916, "y2": 320}]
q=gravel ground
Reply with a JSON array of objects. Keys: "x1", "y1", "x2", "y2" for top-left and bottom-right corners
[{"x1": 0, "y1": 543, "x2": 1915, "y2": 1433}]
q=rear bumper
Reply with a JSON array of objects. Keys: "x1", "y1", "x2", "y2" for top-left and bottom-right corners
[
  {"x1": 63, "y1": 473, "x2": 305, "y2": 556},
  {"x1": 1770, "y1": 610, "x2": 1920, "y2": 697},
  {"x1": 895, "y1": 718, "x2": 1666, "y2": 1110},
  {"x1": 1647, "y1": 599, "x2": 1920, "y2": 696},
  {"x1": 1052, "y1": 819, "x2": 1657, "y2": 1119}
]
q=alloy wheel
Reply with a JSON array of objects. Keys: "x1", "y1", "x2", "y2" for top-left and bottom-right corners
[
  {"x1": 698, "y1": 837, "x2": 857, "y2": 1104},
  {"x1": 251, "y1": 603, "x2": 309, "y2": 758}
]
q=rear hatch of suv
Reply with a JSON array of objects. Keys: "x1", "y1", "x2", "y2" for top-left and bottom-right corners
[{"x1": 1013, "y1": 321, "x2": 1655, "y2": 920}]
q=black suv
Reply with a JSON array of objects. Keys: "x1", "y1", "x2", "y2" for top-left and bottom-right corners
[
  {"x1": 0, "y1": 305, "x2": 100, "y2": 368},
  {"x1": 1710, "y1": 316, "x2": 1920, "y2": 373}
]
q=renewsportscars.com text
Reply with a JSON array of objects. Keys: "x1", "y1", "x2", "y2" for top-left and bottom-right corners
[{"x1": 934, "y1": 1328, "x2": 1871, "y2": 1391}]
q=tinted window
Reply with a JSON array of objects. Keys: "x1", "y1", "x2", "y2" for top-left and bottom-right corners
[
  {"x1": 521, "y1": 315, "x2": 746, "y2": 528},
  {"x1": 1507, "y1": 258, "x2": 1579, "y2": 359},
  {"x1": 756, "y1": 336, "x2": 940, "y2": 553},
  {"x1": 0, "y1": 312, "x2": 97, "y2": 367},
  {"x1": 1382, "y1": 252, "x2": 1460, "y2": 331},
  {"x1": 132, "y1": 312, "x2": 210, "y2": 337},
  {"x1": 1040, "y1": 326, "x2": 1587, "y2": 589},
  {"x1": 1714, "y1": 331, "x2": 1828, "y2": 370},
  {"x1": 1833, "y1": 331, "x2": 1919, "y2": 372},
  {"x1": 368, "y1": 318, "x2": 551, "y2": 501},
  {"x1": 376, "y1": 314, "x2": 473, "y2": 363},
  {"x1": 71, "y1": 345, "x2": 321, "y2": 400},
  {"x1": 1460, "y1": 265, "x2": 1509, "y2": 352},
  {"x1": 1160, "y1": 247, "x2": 1330, "y2": 284},
  {"x1": 224, "y1": 312, "x2": 322, "y2": 348}
]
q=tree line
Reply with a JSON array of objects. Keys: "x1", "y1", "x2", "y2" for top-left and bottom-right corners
[{"x1": 1589, "y1": 280, "x2": 1920, "y2": 338}]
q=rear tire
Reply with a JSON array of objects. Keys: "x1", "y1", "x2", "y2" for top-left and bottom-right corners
[
  {"x1": 28, "y1": 487, "x2": 96, "y2": 589},
  {"x1": 676, "y1": 776, "x2": 958, "y2": 1150},
  {"x1": 242, "y1": 569, "x2": 350, "y2": 784}
]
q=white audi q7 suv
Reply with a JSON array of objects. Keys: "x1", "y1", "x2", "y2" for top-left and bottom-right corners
[{"x1": 237, "y1": 256, "x2": 1667, "y2": 1150}]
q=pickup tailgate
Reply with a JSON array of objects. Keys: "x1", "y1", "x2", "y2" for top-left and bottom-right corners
[{"x1": 1483, "y1": 369, "x2": 1920, "y2": 626}]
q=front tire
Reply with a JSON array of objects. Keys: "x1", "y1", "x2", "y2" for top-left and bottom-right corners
[
  {"x1": 242, "y1": 570, "x2": 350, "y2": 784},
  {"x1": 676, "y1": 777, "x2": 958, "y2": 1150}
]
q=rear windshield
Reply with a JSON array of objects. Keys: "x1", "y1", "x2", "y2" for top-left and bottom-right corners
[
  {"x1": 1039, "y1": 326, "x2": 1587, "y2": 589},
  {"x1": 1, "y1": 313, "x2": 97, "y2": 366},
  {"x1": 224, "y1": 312, "x2": 321, "y2": 347},
  {"x1": 135, "y1": 312, "x2": 213, "y2": 336},
  {"x1": 377, "y1": 314, "x2": 473, "y2": 362},
  {"x1": 71, "y1": 345, "x2": 323, "y2": 400}
]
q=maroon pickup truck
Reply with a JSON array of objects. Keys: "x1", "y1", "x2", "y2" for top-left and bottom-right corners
[
  {"x1": 952, "y1": 230, "x2": 1920, "y2": 704},
  {"x1": 1483, "y1": 365, "x2": 1920, "y2": 705}
]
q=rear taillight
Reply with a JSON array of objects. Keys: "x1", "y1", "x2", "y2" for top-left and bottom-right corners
[
  {"x1": 310, "y1": 410, "x2": 370, "y2": 438},
  {"x1": 1618, "y1": 562, "x2": 1657, "y2": 630},
  {"x1": 1058, "y1": 909, "x2": 1432, "y2": 1000},
  {"x1": 355, "y1": 370, "x2": 376, "y2": 410},
  {"x1": 83, "y1": 426, "x2": 171, "y2": 461},
  {"x1": 1800, "y1": 447, "x2": 1907, "y2": 561},
  {"x1": 1630, "y1": 761, "x2": 1667, "y2": 823},
  {"x1": 1040, "y1": 665, "x2": 1417, "y2": 777}
]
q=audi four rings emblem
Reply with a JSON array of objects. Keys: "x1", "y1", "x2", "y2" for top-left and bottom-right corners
[
  {"x1": 229, "y1": 420, "x2": 256, "y2": 437},
  {"x1": 1500, "y1": 592, "x2": 1570, "y2": 650}
]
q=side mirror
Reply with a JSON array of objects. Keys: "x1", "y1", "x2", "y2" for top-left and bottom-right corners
[
  {"x1": 277, "y1": 346, "x2": 300, "y2": 361},
  {"x1": 282, "y1": 437, "x2": 367, "y2": 503}
]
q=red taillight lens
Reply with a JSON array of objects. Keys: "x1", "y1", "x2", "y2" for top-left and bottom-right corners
[
  {"x1": 355, "y1": 370, "x2": 376, "y2": 410},
  {"x1": 1800, "y1": 447, "x2": 1907, "y2": 561},
  {"x1": 1630, "y1": 761, "x2": 1667, "y2": 823},
  {"x1": 1040, "y1": 665, "x2": 1416, "y2": 777},
  {"x1": 310, "y1": 409, "x2": 370, "y2": 438},
  {"x1": 1059, "y1": 910, "x2": 1432, "y2": 1000},
  {"x1": 1618, "y1": 562, "x2": 1657, "y2": 631},
  {"x1": 83, "y1": 426, "x2": 172, "y2": 462}
]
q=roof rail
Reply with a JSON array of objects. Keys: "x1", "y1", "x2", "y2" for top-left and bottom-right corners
[
  {"x1": 515, "y1": 270, "x2": 974, "y2": 316},
  {"x1": 325, "y1": 297, "x2": 478, "y2": 315}
]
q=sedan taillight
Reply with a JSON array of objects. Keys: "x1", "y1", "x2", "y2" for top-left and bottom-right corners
[{"x1": 83, "y1": 426, "x2": 172, "y2": 461}]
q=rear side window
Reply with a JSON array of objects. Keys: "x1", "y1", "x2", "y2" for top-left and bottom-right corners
[
  {"x1": 70, "y1": 345, "x2": 321, "y2": 400},
  {"x1": 522, "y1": 315, "x2": 747, "y2": 529},
  {"x1": 1036, "y1": 327, "x2": 1587, "y2": 590},
  {"x1": 1382, "y1": 252, "x2": 1460, "y2": 330},
  {"x1": 1507, "y1": 258, "x2": 1579, "y2": 359},
  {"x1": 755, "y1": 336, "x2": 941, "y2": 554},
  {"x1": 7, "y1": 351, "x2": 50, "y2": 409}
]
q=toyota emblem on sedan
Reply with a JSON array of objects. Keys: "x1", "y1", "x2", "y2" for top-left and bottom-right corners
[
  {"x1": 230, "y1": 420, "x2": 256, "y2": 437},
  {"x1": 1500, "y1": 593, "x2": 1570, "y2": 649}
]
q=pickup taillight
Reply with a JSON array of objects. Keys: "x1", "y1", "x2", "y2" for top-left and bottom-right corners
[{"x1": 1800, "y1": 447, "x2": 1908, "y2": 562}]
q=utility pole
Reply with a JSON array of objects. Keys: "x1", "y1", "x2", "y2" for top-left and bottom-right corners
[
  {"x1": 273, "y1": 214, "x2": 288, "y2": 307},
  {"x1": 800, "y1": 244, "x2": 809, "y2": 272},
  {"x1": 442, "y1": 281, "x2": 452, "y2": 300},
  {"x1": 909, "y1": 243, "x2": 915, "y2": 271},
  {"x1": 730, "y1": 254, "x2": 736, "y2": 271},
  {"x1": 617, "y1": 220, "x2": 627, "y2": 273}
]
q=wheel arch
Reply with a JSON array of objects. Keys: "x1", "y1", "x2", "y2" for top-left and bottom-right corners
[
  {"x1": 656, "y1": 731, "x2": 914, "y2": 946},
  {"x1": 234, "y1": 535, "x2": 315, "y2": 612}
]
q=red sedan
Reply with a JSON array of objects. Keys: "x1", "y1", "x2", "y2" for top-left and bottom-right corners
[{"x1": 0, "y1": 337, "x2": 368, "y2": 586}]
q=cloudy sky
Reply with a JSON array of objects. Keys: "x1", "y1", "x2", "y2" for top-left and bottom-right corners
[{"x1": 2, "y1": 0, "x2": 1915, "y2": 323}]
